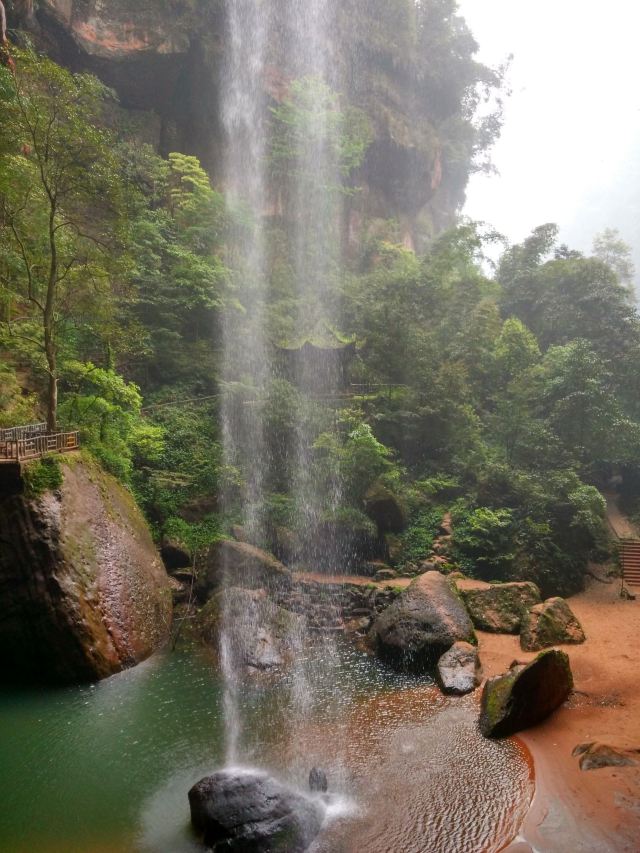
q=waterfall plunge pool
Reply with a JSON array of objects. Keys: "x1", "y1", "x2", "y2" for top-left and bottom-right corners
[{"x1": 0, "y1": 641, "x2": 533, "y2": 853}]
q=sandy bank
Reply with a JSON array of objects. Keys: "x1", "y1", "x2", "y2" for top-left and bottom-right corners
[{"x1": 485, "y1": 579, "x2": 640, "y2": 852}]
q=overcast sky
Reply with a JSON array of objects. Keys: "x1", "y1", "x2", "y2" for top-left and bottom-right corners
[{"x1": 458, "y1": 0, "x2": 640, "y2": 267}]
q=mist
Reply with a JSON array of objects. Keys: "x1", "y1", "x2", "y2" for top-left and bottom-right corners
[{"x1": 460, "y1": 0, "x2": 640, "y2": 274}]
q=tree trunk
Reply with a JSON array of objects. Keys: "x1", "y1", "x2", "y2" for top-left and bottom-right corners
[
  {"x1": 46, "y1": 367, "x2": 57, "y2": 432},
  {"x1": 45, "y1": 329, "x2": 57, "y2": 432},
  {"x1": 45, "y1": 205, "x2": 58, "y2": 432}
]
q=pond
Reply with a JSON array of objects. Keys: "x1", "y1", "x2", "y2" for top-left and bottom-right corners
[{"x1": 0, "y1": 641, "x2": 533, "y2": 852}]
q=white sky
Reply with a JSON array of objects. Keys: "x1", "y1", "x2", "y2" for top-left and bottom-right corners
[{"x1": 458, "y1": 0, "x2": 640, "y2": 266}]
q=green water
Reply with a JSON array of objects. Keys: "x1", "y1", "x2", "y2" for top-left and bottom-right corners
[{"x1": 0, "y1": 643, "x2": 533, "y2": 853}]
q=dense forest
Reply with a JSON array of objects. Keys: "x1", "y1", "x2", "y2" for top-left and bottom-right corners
[
  {"x1": 3, "y1": 3, "x2": 640, "y2": 852},
  {"x1": 1, "y1": 1, "x2": 638, "y2": 604}
]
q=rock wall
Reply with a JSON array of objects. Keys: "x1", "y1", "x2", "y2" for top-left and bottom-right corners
[
  {"x1": 0, "y1": 456, "x2": 172, "y2": 683},
  {"x1": 7, "y1": 0, "x2": 485, "y2": 247}
]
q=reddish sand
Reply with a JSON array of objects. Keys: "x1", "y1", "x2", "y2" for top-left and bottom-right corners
[
  {"x1": 293, "y1": 569, "x2": 640, "y2": 849},
  {"x1": 484, "y1": 579, "x2": 640, "y2": 852}
]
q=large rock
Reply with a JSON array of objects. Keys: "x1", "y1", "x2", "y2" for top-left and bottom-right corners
[
  {"x1": 196, "y1": 540, "x2": 292, "y2": 600},
  {"x1": 160, "y1": 535, "x2": 192, "y2": 572},
  {"x1": 364, "y1": 483, "x2": 407, "y2": 534},
  {"x1": 520, "y1": 597, "x2": 586, "y2": 651},
  {"x1": 309, "y1": 516, "x2": 381, "y2": 573},
  {"x1": 188, "y1": 770, "x2": 324, "y2": 852},
  {"x1": 369, "y1": 571, "x2": 476, "y2": 670},
  {"x1": 572, "y1": 742, "x2": 640, "y2": 771},
  {"x1": 460, "y1": 582, "x2": 541, "y2": 634},
  {"x1": 198, "y1": 587, "x2": 304, "y2": 673},
  {"x1": 479, "y1": 650, "x2": 573, "y2": 738},
  {"x1": 437, "y1": 641, "x2": 481, "y2": 695},
  {"x1": 0, "y1": 457, "x2": 171, "y2": 684}
]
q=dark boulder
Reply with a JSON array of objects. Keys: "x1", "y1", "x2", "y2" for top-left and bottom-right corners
[
  {"x1": 309, "y1": 767, "x2": 328, "y2": 793},
  {"x1": 369, "y1": 571, "x2": 476, "y2": 670},
  {"x1": 364, "y1": 483, "x2": 407, "y2": 534},
  {"x1": 309, "y1": 516, "x2": 381, "y2": 573},
  {"x1": 479, "y1": 649, "x2": 573, "y2": 738},
  {"x1": 459, "y1": 582, "x2": 541, "y2": 634},
  {"x1": 520, "y1": 597, "x2": 586, "y2": 651},
  {"x1": 437, "y1": 641, "x2": 481, "y2": 695},
  {"x1": 160, "y1": 535, "x2": 192, "y2": 571},
  {"x1": 196, "y1": 540, "x2": 292, "y2": 600},
  {"x1": 188, "y1": 770, "x2": 324, "y2": 852},
  {"x1": 198, "y1": 587, "x2": 304, "y2": 673}
]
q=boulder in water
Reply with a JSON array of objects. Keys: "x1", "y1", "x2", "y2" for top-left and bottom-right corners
[
  {"x1": 479, "y1": 649, "x2": 573, "y2": 738},
  {"x1": 196, "y1": 540, "x2": 292, "y2": 600},
  {"x1": 520, "y1": 597, "x2": 586, "y2": 651},
  {"x1": 459, "y1": 581, "x2": 541, "y2": 633},
  {"x1": 309, "y1": 767, "x2": 328, "y2": 792},
  {"x1": 198, "y1": 587, "x2": 304, "y2": 673},
  {"x1": 188, "y1": 770, "x2": 324, "y2": 852},
  {"x1": 437, "y1": 641, "x2": 481, "y2": 695},
  {"x1": 369, "y1": 571, "x2": 476, "y2": 670},
  {"x1": 0, "y1": 457, "x2": 171, "y2": 685}
]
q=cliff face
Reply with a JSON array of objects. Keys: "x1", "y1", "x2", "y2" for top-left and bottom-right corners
[
  {"x1": 0, "y1": 457, "x2": 172, "y2": 684},
  {"x1": 8, "y1": 0, "x2": 489, "y2": 247}
]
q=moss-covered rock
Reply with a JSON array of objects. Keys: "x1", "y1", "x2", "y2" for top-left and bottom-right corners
[
  {"x1": 479, "y1": 650, "x2": 573, "y2": 738},
  {"x1": 364, "y1": 482, "x2": 407, "y2": 534},
  {"x1": 520, "y1": 597, "x2": 586, "y2": 652},
  {"x1": 0, "y1": 456, "x2": 171, "y2": 684},
  {"x1": 369, "y1": 570, "x2": 476, "y2": 671},
  {"x1": 460, "y1": 581, "x2": 542, "y2": 634},
  {"x1": 196, "y1": 539, "x2": 292, "y2": 600}
]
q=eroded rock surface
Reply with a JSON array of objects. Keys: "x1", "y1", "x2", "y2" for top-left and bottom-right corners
[
  {"x1": 369, "y1": 571, "x2": 476, "y2": 670},
  {"x1": 572, "y1": 742, "x2": 640, "y2": 771},
  {"x1": 520, "y1": 597, "x2": 586, "y2": 651},
  {"x1": 0, "y1": 458, "x2": 171, "y2": 684},
  {"x1": 479, "y1": 649, "x2": 573, "y2": 738},
  {"x1": 437, "y1": 641, "x2": 481, "y2": 695},
  {"x1": 199, "y1": 587, "x2": 304, "y2": 673},
  {"x1": 460, "y1": 581, "x2": 541, "y2": 634},
  {"x1": 188, "y1": 770, "x2": 324, "y2": 852}
]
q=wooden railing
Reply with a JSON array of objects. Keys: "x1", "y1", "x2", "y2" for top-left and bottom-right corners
[
  {"x1": 0, "y1": 422, "x2": 47, "y2": 442},
  {"x1": 0, "y1": 431, "x2": 79, "y2": 462}
]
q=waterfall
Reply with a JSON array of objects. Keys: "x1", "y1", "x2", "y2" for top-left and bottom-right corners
[{"x1": 219, "y1": 0, "x2": 346, "y2": 769}]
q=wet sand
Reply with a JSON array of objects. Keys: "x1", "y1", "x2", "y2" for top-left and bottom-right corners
[
  {"x1": 485, "y1": 579, "x2": 640, "y2": 852},
  {"x1": 294, "y1": 569, "x2": 640, "y2": 850}
]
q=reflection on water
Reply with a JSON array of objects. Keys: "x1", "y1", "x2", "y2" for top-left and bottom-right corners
[{"x1": 0, "y1": 642, "x2": 533, "y2": 853}]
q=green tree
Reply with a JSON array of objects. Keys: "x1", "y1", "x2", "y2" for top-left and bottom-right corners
[{"x1": 0, "y1": 49, "x2": 125, "y2": 429}]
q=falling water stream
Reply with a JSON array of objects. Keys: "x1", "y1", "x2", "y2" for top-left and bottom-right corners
[{"x1": 0, "y1": 3, "x2": 536, "y2": 851}]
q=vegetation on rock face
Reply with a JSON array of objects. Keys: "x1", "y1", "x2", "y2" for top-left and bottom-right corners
[{"x1": 1, "y1": 5, "x2": 639, "y2": 599}]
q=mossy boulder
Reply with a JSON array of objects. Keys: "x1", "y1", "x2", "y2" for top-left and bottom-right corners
[
  {"x1": 160, "y1": 535, "x2": 192, "y2": 572},
  {"x1": 196, "y1": 540, "x2": 292, "y2": 600},
  {"x1": 520, "y1": 597, "x2": 586, "y2": 652},
  {"x1": 0, "y1": 456, "x2": 172, "y2": 684},
  {"x1": 369, "y1": 571, "x2": 476, "y2": 671},
  {"x1": 198, "y1": 587, "x2": 304, "y2": 673},
  {"x1": 479, "y1": 650, "x2": 573, "y2": 738},
  {"x1": 460, "y1": 582, "x2": 542, "y2": 634},
  {"x1": 364, "y1": 483, "x2": 407, "y2": 534}
]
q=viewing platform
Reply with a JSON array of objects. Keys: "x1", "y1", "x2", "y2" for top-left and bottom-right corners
[{"x1": 0, "y1": 422, "x2": 80, "y2": 464}]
